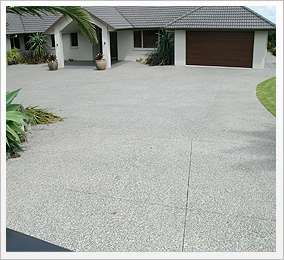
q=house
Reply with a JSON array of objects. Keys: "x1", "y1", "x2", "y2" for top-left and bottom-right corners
[
  {"x1": 6, "y1": 6, "x2": 276, "y2": 69},
  {"x1": 6, "y1": 12, "x2": 59, "y2": 54}
]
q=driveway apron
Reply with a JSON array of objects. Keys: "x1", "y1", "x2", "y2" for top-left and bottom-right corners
[{"x1": 6, "y1": 54, "x2": 276, "y2": 252}]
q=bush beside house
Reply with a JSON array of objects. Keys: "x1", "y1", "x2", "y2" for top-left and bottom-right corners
[
  {"x1": 146, "y1": 30, "x2": 174, "y2": 66},
  {"x1": 267, "y1": 31, "x2": 276, "y2": 56}
]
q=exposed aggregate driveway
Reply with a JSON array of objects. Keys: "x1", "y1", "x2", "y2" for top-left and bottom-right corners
[{"x1": 6, "y1": 53, "x2": 276, "y2": 252}]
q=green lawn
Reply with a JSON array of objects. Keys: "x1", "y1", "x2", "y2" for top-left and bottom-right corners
[{"x1": 256, "y1": 77, "x2": 276, "y2": 117}]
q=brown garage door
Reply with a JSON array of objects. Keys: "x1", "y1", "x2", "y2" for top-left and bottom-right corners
[{"x1": 186, "y1": 31, "x2": 254, "y2": 68}]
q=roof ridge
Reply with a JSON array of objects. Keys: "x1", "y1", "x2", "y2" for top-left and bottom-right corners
[
  {"x1": 165, "y1": 6, "x2": 202, "y2": 28},
  {"x1": 84, "y1": 8, "x2": 115, "y2": 30},
  {"x1": 114, "y1": 6, "x2": 134, "y2": 28},
  {"x1": 242, "y1": 6, "x2": 276, "y2": 27}
]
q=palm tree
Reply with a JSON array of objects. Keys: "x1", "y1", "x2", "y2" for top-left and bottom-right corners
[{"x1": 6, "y1": 6, "x2": 98, "y2": 45}]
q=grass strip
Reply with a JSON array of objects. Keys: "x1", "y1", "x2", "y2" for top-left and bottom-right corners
[{"x1": 256, "y1": 77, "x2": 276, "y2": 117}]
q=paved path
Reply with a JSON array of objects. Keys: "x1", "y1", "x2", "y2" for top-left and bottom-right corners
[{"x1": 6, "y1": 52, "x2": 276, "y2": 252}]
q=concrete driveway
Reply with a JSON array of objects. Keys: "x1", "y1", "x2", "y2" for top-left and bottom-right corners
[{"x1": 6, "y1": 53, "x2": 276, "y2": 252}]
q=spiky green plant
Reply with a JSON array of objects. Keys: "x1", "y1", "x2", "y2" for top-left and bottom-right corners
[
  {"x1": 6, "y1": 50, "x2": 13, "y2": 63},
  {"x1": 146, "y1": 30, "x2": 174, "y2": 66},
  {"x1": 24, "y1": 106, "x2": 64, "y2": 125},
  {"x1": 11, "y1": 47, "x2": 20, "y2": 62},
  {"x1": 156, "y1": 30, "x2": 174, "y2": 65},
  {"x1": 6, "y1": 89, "x2": 30, "y2": 152},
  {"x1": 6, "y1": 6, "x2": 98, "y2": 45},
  {"x1": 27, "y1": 33, "x2": 49, "y2": 58}
]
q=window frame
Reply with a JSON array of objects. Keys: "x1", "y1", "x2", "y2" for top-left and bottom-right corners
[
  {"x1": 133, "y1": 29, "x2": 159, "y2": 50},
  {"x1": 70, "y1": 33, "x2": 79, "y2": 48}
]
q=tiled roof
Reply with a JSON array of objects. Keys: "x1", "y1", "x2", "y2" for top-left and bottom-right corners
[
  {"x1": 83, "y1": 6, "x2": 132, "y2": 29},
  {"x1": 6, "y1": 6, "x2": 276, "y2": 34},
  {"x1": 166, "y1": 6, "x2": 276, "y2": 29},
  {"x1": 6, "y1": 12, "x2": 59, "y2": 34},
  {"x1": 114, "y1": 6, "x2": 197, "y2": 28}
]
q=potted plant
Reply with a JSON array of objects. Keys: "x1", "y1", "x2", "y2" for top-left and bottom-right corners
[
  {"x1": 6, "y1": 50, "x2": 13, "y2": 65},
  {"x1": 47, "y1": 54, "x2": 58, "y2": 70},
  {"x1": 95, "y1": 53, "x2": 106, "y2": 70},
  {"x1": 11, "y1": 47, "x2": 20, "y2": 64}
]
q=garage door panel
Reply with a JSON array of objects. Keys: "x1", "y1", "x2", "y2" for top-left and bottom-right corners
[{"x1": 186, "y1": 31, "x2": 254, "y2": 68}]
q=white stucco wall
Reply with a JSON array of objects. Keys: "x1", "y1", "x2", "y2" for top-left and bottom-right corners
[
  {"x1": 117, "y1": 30, "x2": 154, "y2": 61},
  {"x1": 174, "y1": 30, "x2": 186, "y2": 66},
  {"x1": 62, "y1": 32, "x2": 93, "y2": 61},
  {"x1": 50, "y1": 16, "x2": 111, "y2": 68},
  {"x1": 252, "y1": 31, "x2": 268, "y2": 69}
]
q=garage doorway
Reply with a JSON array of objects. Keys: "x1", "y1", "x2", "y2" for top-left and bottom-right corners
[{"x1": 186, "y1": 31, "x2": 254, "y2": 68}]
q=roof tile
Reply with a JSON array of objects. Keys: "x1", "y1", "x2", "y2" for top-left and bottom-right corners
[
  {"x1": 6, "y1": 6, "x2": 276, "y2": 34},
  {"x1": 166, "y1": 6, "x2": 275, "y2": 29}
]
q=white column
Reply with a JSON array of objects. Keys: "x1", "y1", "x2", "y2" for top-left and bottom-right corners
[
  {"x1": 102, "y1": 28, "x2": 111, "y2": 68},
  {"x1": 54, "y1": 27, "x2": 64, "y2": 69},
  {"x1": 252, "y1": 31, "x2": 268, "y2": 69},
  {"x1": 6, "y1": 37, "x2": 11, "y2": 51},
  {"x1": 175, "y1": 30, "x2": 186, "y2": 66}
]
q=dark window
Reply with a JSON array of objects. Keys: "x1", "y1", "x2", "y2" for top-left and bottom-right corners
[
  {"x1": 51, "y1": 35, "x2": 55, "y2": 48},
  {"x1": 134, "y1": 31, "x2": 142, "y2": 48},
  {"x1": 134, "y1": 30, "x2": 158, "y2": 48},
  {"x1": 10, "y1": 36, "x2": 20, "y2": 49},
  {"x1": 71, "y1": 33, "x2": 78, "y2": 47},
  {"x1": 143, "y1": 30, "x2": 158, "y2": 48}
]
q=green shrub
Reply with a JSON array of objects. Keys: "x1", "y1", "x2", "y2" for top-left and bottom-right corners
[
  {"x1": 11, "y1": 47, "x2": 20, "y2": 63},
  {"x1": 145, "y1": 50, "x2": 161, "y2": 66},
  {"x1": 146, "y1": 30, "x2": 174, "y2": 66},
  {"x1": 27, "y1": 32, "x2": 49, "y2": 58},
  {"x1": 267, "y1": 30, "x2": 276, "y2": 56},
  {"x1": 271, "y1": 47, "x2": 276, "y2": 56},
  {"x1": 268, "y1": 31, "x2": 276, "y2": 47},
  {"x1": 6, "y1": 50, "x2": 13, "y2": 63},
  {"x1": 21, "y1": 50, "x2": 47, "y2": 64},
  {"x1": 156, "y1": 30, "x2": 174, "y2": 65},
  {"x1": 21, "y1": 32, "x2": 50, "y2": 63},
  {"x1": 6, "y1": 89, "x2": 30, "y2": 152}
]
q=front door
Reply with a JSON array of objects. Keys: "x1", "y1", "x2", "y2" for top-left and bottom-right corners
[{"x1": 110, "y1": 32, "x2": 118, "y2": 59}]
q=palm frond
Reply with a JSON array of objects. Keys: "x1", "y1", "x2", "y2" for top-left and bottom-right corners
[
  {"x1": 6, "y1": 6, "x2": 97, "y2": 45},
  {"x1": 24, "y1": 106, "x2": 64, "y2": 125}
]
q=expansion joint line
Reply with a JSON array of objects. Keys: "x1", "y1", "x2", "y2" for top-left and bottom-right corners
[
  {"x1": 181, "y1": 139, "x2": 193, "y2": 252},
  {"x1": 192, "y1": 71, "x2": 226, "y2": 141},
  {"x1": 181, "y1": 71, "x2": 226, "y2": 251}
]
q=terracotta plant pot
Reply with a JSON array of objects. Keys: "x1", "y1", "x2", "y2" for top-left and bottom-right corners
[
  {"x1": 48, "y1": 61, "x2": 58, "y2": 71},
  {"x1": 96, "y1": 59, "x2": 107, "y2": 70}
]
